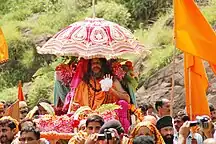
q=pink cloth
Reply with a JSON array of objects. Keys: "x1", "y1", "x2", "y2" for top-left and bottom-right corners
[
  {"x1": 70, "y1": 59, "x2": 88, "y2": 89},
  {"x1": 63, "y1": 59, "x2": 88, "y2": 111},
  {"x1": 115, "y1": 100, "x2": 130, "y2": 133}
]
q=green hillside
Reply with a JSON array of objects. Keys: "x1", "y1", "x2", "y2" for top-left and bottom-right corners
[{"x1": 0, "y1": 0, "x2": 215, "y2": 107}]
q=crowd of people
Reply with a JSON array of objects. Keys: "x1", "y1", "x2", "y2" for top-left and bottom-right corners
[
  {"x1": 0, "y1": 59, "x2": 215, "y2": 144},
  {"x1": 0, "y1": 98, "x2": 216, "y2": 144}
]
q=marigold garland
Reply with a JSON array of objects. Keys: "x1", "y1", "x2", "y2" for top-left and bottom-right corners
[{"x1": 128, "y1": 104, "x2": 144, "y2": 121}]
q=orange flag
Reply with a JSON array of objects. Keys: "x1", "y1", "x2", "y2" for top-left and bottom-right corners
[
  {"x1": 0, "y1": 28, "x2": 8, "y2": 63},
  {"x1": 4, "y1": 100, "x2": 20, "y2": 122},
  {"x1": 184, "y1": 53, "x2": 210, "y2": 120},
  {"x1": 174, "y1": 0, "x2": 216, "y2": 64},
  {"x1": 209, "y1": 31, "x2": 216, "y2": 75},
  {"x1": 18, "y1": 81, "x2": 25, "y2": 101},
  {"x1": 210, "y1": 64, "x2": 216, "y2": 75}
]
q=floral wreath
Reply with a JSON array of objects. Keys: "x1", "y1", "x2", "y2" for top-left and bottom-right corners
[
  {"x1": 108, "y1": 59, "x2": 138, "y2": 90},
  {"x1": 55, "y1": 57, "x2": 138, "y2": 90}
]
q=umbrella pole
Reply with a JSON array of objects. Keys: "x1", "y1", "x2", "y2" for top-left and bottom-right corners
[{"x1": 92, "y1": 0, "x2": 96, "y2": 18}]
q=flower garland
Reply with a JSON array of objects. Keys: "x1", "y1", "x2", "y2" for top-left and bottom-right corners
[
  {"x1": 35, "y1": 104, "x2": 120, "y2": 133},
  {"x1": 111, "y1": 61, "x2": 126, "y2": 80},
  {"x1": 34, "y1": 115, "x2": 75, "y2": 133},
  {"x1": 109, "y1": 59, "x2": 138, "y2": 90},
  {"x1": 55, "y1": 58, "x2": 138, "y2": 90},
  {"x1": 55, "y1": 63, "x2": 76, "y2": 86},
  {"x1": 128, "y1": 104, "x2": 144, "y2": 121}
]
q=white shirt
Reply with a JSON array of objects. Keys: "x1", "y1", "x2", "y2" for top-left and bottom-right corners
[{"x1": 174, "y1": 132, "x2": 203, "y2": 144}]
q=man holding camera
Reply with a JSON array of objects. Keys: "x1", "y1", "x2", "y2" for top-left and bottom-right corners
[
  {"x1": 173, "y1": 113, "x2": 203, "y2": 144},
  {"x1": 69, "y1": 115, "x2": 104, "y2": 144},
  {"x1": 98, "y1": 119, "x2": 125, "y2": 144},
  {"x1": 69, "y1": 116, "x2": 125, "y2": 144},
  {"x1": 178, "y1": 116, "x2": 215, "y2": 144}
]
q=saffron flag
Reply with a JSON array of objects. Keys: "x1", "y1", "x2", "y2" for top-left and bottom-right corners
[
  {"x1": 174, "y1": 0, "x2": 216, "y2": 64},
  {"x1": 184, "y1": 53, "x2": 210, "y2": 120},
  {"x1": 210, "y1": 64, "x2": 216, "y2": 75},
  {"x1": 4, "y1": 100, "x2": 20, "y2": 122},
  {"x1": 0, "y1": 28, "x2": 8, "y2": 63},
  {"x1": 18, "y1": 81, "x2": 25, "y2": 101},
  {"x1": 209, "y1": 30, "x2": 216, "y2": 75}
]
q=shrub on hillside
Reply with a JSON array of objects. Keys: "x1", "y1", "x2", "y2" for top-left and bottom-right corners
[
  {"x1": 0, "y1": 37, "x2": 47, "y2": 90},
  {"x1": 0, "y1": 87, "x2": 17, "y2": 102},
  {"x1": 27, "y1": 72, "x2": 54, "y2": 108},
  {"x1": 86, "y1": 1, "x2": 132, "y2": 27},
  {"x1": 103, "y1": 0, "x2": 172, "y2": 27}
]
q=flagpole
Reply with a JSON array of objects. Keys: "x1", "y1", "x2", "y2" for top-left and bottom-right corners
[
  {"x1": 171, "y1": 0, "x2": 176, "y2": 117},
  {"x1": 188, "y1": 67, "x2": 193, "y2": 120},
  {"x1": 170, "y1": 45, "x2": 176, "y2": 117}
]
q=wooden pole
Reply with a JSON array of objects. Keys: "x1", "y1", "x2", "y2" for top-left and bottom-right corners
[
  {"x1": 188, "y1": 67, "x2": 193, "y2": 121},
  {"x1": 92, "y1": 0, "x2": 96, "y2": 18},
  {"x1": 171, "y1": 0, "x2": 176, "y2": 118},
  {"x1": 170, "y1": 45, "x2": 176, "y2": 117}
]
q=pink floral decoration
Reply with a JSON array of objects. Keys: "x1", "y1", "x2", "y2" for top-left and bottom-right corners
[{"x1": 112, "y1": 62, "x2": 126, "y2": 80}]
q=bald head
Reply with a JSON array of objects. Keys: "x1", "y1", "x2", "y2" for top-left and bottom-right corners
[
  {"x1": 19, "y1": 101, "x2": 27, "y2": 108},
  {"x1": 143, "y1": 115, "x2": 157, "y2": 125},
  {"x1": 204, "y1": 138, "x2": 216, "y2": 144}
]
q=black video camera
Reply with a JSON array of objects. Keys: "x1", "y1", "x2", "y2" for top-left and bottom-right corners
[
  {"x1": 97, "y1": 129, "x2": 114, "y2": 141},
  {"x1": 189, "y1": 115, "x2": 209, "y2": 128}
]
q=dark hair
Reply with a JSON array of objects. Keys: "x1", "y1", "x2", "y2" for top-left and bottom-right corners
[
  {"x1": 174, "y1": 113, "x2": 190, "y2": 122},
  {"x1": 20, "y1": 127, "x2": 40, "y2": 140},
  {"x1": 83, "y1": 58, "x2": 111, "y2": 84},
  {"x1": 209, "y1": 103, "x2": 215, "y2": 112},
  {"x1": 5, "y1": 101, "x2": 14, "y2": 108},
  {"x1": 139, "y1": 103, "x2": 148, "y2": 116},
  {"x1": 0, "y1": 119, "x2": 16, "y2": 130},
  {"x1": 86, "y1": 115, "x2": 104, "y2": 127},
  {"x1": 155, "y1": 99, "x2": 169, "y2": 111},
  {"x1": 155, "y1": 100, "x2": 163, "y2": 111},
  {"x1": 139, "y1": 103, "x2": 148, "y2": 112},
  {"x1": 99, "y1": 119, "x2": 124, "y2": 135},
  {"x1": 18, "y1": 119, "x2": 37, "y2": 131},
  {"x1": 133, "y1": 136, "x2": 154, "y2": 144}
]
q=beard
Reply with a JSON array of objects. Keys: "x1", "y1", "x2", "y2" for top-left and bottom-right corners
[
  {"x1": 162, "y1": 134, "x2": 174, "y2": 144},
  {"x1": 0, "y1": 135, "x2": 9, "y2": 143},
  {"x1": 91, "y1": 71, "x2": 103, "y2": 79}
]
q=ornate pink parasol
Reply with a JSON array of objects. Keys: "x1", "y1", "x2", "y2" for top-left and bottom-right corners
[{"x1": 37, "y1": 18, "x2": 145, "y2": 59}]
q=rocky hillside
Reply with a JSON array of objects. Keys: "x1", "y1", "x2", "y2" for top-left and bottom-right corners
[
  {"x1": 136, "y1": 54, "x2": 216, "y2": 115},
  {"x1": 0, "y1": 0, "x2": 216, "y2": 110}
]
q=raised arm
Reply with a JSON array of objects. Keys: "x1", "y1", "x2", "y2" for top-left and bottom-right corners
[{"x1": 109, "y1": 79, "x2": 130, "y2": 103}]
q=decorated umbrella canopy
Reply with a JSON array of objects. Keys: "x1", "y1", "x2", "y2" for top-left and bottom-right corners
[
  {"x1": 37, "y1": 18, "x2": 146, "y2": 59},
  {"x1": 38, "y1": 17, "x2": 147, "y2": 109}
]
